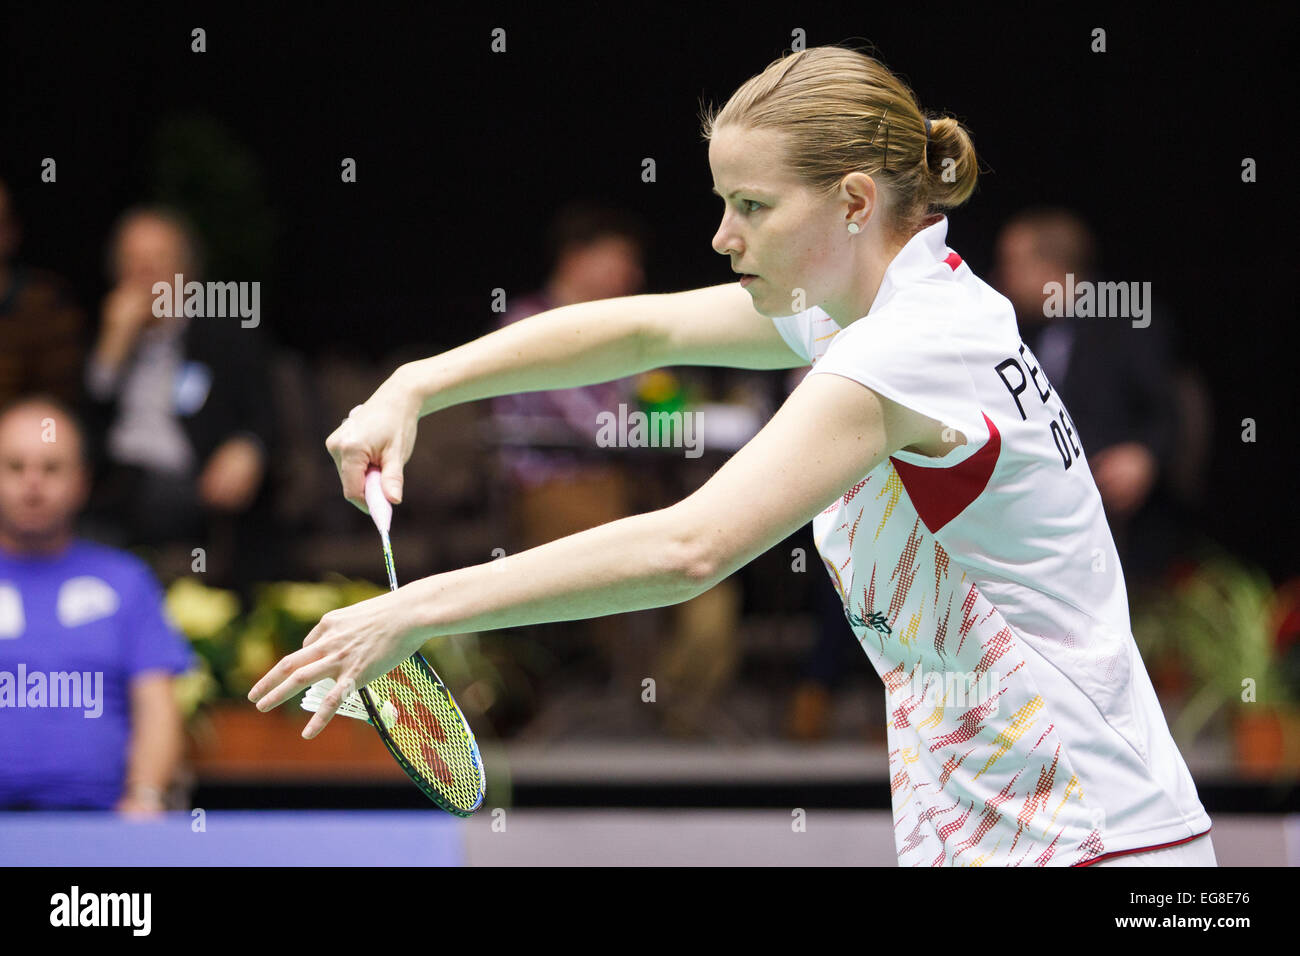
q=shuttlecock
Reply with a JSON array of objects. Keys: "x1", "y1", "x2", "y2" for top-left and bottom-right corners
[{"x1": 301, "y1": 677, "x2": 372, "y2": 723}]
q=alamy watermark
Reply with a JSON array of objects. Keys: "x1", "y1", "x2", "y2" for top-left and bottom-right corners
[
  {"x1": 595, "y1": 403, "x2": 702, "y2": 458},
  {"x1": 886, "y1": 666, "x2": 1000, "y2": 716},
  {"x1": 1042, "y1": 273, "x2": 1151, "y2": 328},
  {"x1": 50, "y1": 886, "x2": 150, "y2": 935},
  {"x1": 152, "y1": 273, "x2": 260, "y2": 328},
  {"x1": 0, "y1": 665, "x2": 103, "y2": 717}
]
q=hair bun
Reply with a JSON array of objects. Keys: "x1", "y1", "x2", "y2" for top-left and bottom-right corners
[{"x1": 924, "y1": 116, "x2": 979, "y2": 210}]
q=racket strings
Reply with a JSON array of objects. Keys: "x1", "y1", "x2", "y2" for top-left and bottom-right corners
[
  {"x1": 366, "y1": 657, "x2": 484, "y2": 813},
  {"x1": 298, "y1": 493, "x2": 485, "y2": 815}
]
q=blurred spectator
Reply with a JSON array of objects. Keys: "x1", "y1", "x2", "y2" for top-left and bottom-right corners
[
  {"x1": 0, "y1": 395, "x2": 193, "y2": 813},
  {"x1": 489, "y1": 202, "x2": 647, "y2": 684},
  {"x1": 81, "y1": 206, "x2": 278, "y2": 597},
  {"x1": 491, "y1": 200, "x2": 649, "y2": 505},
  {"x1": 992, "y1": 207, "x2": 1184, "y2": 583},
  {"x1": 491, "y1": 201, "x2": 740, "y2": 736},
  {"x1": 0, "y1": 177, "x2": 88, "y2": 411}
]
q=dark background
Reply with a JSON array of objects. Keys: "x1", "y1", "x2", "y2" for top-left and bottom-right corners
[{"x1": 2, "y1": 1, "x2": 1295, "y2": 575}]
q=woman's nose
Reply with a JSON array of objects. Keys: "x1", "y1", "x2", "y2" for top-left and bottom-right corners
[{"x1": 712, "y1": 220, "x2": 741, "y2": 257}]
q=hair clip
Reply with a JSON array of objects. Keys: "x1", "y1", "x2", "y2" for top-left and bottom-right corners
[{"x1": 871, "y1": 107, "x2": 891, "y2": 171}]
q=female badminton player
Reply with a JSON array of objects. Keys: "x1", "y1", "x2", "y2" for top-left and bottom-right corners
[{"x1": 249, "y1": 45, "x2": 1215, "y2": 867}]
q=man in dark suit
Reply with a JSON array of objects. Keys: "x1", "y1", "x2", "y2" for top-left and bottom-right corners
[
  {"x1": 992, "y1": 207, "x2": 1182, "y2": 584},
  {"x1": 82, "y1": 206, "x2": 277, "y2": 594}
]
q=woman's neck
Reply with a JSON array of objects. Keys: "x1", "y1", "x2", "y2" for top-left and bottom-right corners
[{"x1": 822, "y1": 229, "x2": 909, "y2": 328}]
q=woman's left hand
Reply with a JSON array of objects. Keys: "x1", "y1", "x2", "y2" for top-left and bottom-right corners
[{"x1": 247, "y1": 587, "x2": 428, "y2": 738}]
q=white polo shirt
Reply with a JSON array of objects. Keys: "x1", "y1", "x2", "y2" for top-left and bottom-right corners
[{"x1": 771, "y1": 216, "x2": 1211, "y2": 866}]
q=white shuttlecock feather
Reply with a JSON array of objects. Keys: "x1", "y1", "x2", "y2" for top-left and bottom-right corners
[{"x1": 301, "y1": 677, "x2": 372, "y2": 723}]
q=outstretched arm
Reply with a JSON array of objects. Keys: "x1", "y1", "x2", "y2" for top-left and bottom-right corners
[
  {"x1": 328, "y1": 282, "x2": 802, "y2": 512},
  {"x1": 250, "y1": 371, "x2": 943, "y2": 736},
  {"x1": 407, "y1": 282, "x2": 800, "y2": 414}
]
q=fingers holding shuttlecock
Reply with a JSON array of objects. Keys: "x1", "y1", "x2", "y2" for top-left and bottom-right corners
[{"x1": 303, "y1": 677, "x2": 371, "y2": 723}]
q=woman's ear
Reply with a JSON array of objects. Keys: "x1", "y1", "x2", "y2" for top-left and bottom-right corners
[{"x1": 839, "y1": 171, "x2": 878, "y2": 226}]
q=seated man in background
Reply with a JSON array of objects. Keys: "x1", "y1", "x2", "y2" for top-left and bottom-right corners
[
  {"x1": 992, "y1": 207, "x2": 1182, "y2": 585},
  {"x1": 492, "y1": 201, "x2": 741, "y2": 736},
  {"x1": 82, "y1": 205, "x2": 277, "y2": 595},
  {"x1": 491, "y1": 201, "x2": 649, "y2": 544},
  {"x1": 0, "y1": 395, "x2": 193, "y2": 813}
]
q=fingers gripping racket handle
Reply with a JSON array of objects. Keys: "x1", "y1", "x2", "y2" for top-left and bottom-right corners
[{"x1": 364, "y1": 466, "x2": 392, "y2": 535}]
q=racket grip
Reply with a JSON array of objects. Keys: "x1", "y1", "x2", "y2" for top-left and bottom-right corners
[{"x1": 364, "y1": 466, "x2": 393, "y2": 534}]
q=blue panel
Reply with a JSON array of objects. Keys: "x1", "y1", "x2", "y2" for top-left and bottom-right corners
[{"x1": 0, "y1": 811, "x2": 465, "y2": 866}]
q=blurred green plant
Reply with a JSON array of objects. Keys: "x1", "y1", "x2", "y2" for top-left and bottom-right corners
[
  {"x1": 164, "y1": 574, "x2": 555, "y2": 736},
  {"x1": 635, "y1": 369, "x2": 688, "y2": 416},
  {"x1": 1132, "y1": 552, "x2": 1299, "y2": 746},
  {"x1": 147, "y1": 113, "x2": 279, "y2": 279}
]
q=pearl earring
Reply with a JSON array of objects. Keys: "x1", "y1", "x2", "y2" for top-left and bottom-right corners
[{"x1": 847, "y1": 222, "x2": 860, "y2": 234}]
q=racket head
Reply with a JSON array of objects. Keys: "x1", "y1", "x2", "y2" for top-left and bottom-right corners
[{"x1": 359, "y1": 652, "x2": 486, "y2": 816}]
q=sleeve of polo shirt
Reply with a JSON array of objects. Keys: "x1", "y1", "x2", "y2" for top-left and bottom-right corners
[
  {"x1": 768, "y1": 307, "x2": 816, "y2": 365},
  {"x1": 805, "y1": 298, "x2": 989, "y2": 456},
  {"x1": 120, "y1": 560, "x2": 198, "y2": 679}
]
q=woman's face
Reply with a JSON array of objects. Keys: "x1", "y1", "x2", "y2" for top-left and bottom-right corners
[{"x1": 709, "y1": 125, "x2": 856, "y2": 317}]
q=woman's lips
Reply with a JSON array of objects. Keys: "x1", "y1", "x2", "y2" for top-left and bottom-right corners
[{"x1": 739, "y1": 274, "x2": 758, "y2": 287}]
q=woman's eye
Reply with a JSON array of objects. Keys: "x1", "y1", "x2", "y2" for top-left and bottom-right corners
[{"x1": 742, "y1": 199, "x2": 762, "y2": 213}]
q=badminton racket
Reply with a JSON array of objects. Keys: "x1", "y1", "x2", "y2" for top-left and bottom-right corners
[{"x1": 302, "y1": 466, "x2": 486, "y2": 816}]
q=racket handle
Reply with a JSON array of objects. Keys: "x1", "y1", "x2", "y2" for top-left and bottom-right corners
[{"x1": 364, "y1": 466, "x2": 393, "y2": 535}]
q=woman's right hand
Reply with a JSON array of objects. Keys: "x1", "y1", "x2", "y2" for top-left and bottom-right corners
[{"x1": 325, "y1": 369, "x2": 423, "y2": 514}]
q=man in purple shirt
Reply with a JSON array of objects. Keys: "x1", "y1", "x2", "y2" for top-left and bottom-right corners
[{"x1": 0, "y1": 394, "x2": 194, "y2": 812}]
